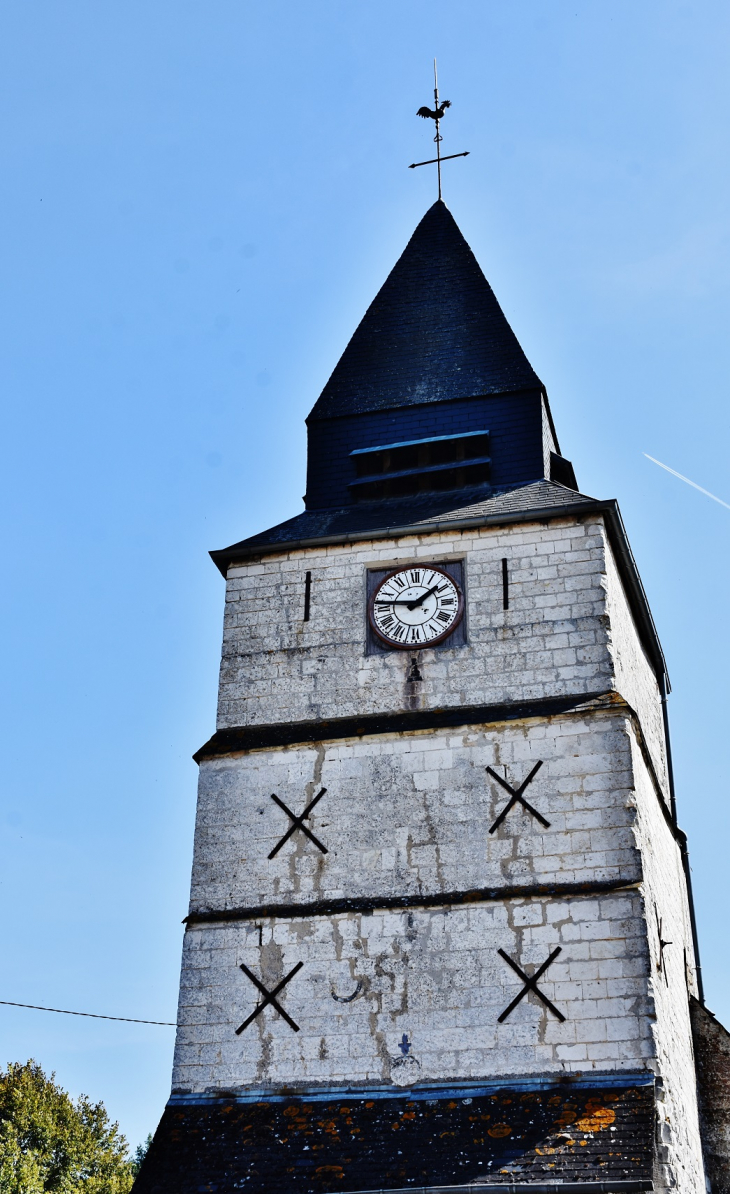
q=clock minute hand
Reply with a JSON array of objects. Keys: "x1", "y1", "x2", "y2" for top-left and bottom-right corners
[
  {"x1": 407, "y1": 583, "x2": 440, "y2": 610},
  {"x1": 377, "y1": 584, "x2": 441, "y2": 611}
]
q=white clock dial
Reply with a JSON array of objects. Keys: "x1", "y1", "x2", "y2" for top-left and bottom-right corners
[{"x1": 369, "y1": 565, "x2": 464, "y2": 649}]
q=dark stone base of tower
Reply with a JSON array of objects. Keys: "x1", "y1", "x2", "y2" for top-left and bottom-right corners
[
  {"x1": 134, "y1": 1079, "x2": 654, "y2": 1193},
  {"x1": 133, "y1": 201, "x2": 728, "y2": 1192}
]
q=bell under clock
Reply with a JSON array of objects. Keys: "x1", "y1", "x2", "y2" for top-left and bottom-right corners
[{"x1": 369, "y1": 564, "x2": 464, "y2": 649}]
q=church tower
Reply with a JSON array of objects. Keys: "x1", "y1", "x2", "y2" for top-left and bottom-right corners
[{"x1": 135, "y1": 201, "x2": 726, "y2": 1193}]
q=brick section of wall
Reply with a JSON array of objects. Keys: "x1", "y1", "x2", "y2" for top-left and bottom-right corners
[
  {"x1": 190, "y1": 711, "x2": 639, "y2": 915},
  {"x1": 305, "y1": 392, "x2": 545, "y2": 510},
  {"x1": 217, "y1": 517, "x2": 612, "y2": 731},
  {"x1": 691, "y1": 998, "x2": 730, "y2": 1194},
  {"x1": 172, "y1": 890, "x2": 652, "y2": 1094}
]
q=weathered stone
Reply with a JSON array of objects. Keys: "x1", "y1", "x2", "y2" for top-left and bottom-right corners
[{"x1": 691, "y1": 997, "x2": 730, "y2": 1193}]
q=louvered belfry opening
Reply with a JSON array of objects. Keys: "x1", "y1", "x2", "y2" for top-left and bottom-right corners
[{"x1": 350, "y1": 430, "x2": 491, "y2": 501}]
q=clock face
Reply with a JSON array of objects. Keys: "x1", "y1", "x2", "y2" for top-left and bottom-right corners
[{"x1": 369, "y1": 565, "x2": 464, "y2": 649}]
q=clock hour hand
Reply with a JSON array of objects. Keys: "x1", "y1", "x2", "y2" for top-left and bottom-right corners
[
  {"x1": 406, "y1": 583, "x2": 440, "y2": 610},
  {"x1": 376, "y1": 584, "x2": 440, "y2": 611},
  {"x1": 377, "y1": 585, "x2": 439, "y2": 611}
]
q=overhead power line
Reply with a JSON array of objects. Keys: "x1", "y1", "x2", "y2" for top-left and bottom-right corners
[{"x1": 0, "y1": 999, "x2": 176, "y2": 1026}]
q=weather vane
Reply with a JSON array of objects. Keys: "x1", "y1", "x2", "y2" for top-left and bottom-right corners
[{"x1": 409, "y1": 59, "x2": 469, "y2": 199}]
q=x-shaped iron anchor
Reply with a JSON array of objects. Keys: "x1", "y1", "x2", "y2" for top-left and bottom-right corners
[
  {"x1": 268, "y1": 788, "x2": 328, "y2": 859},
  {"x1": 236, "y1": 960, "x2": 304, "y2": 1034},
  {"x1": 498, "y1": 947, "x2": 565, "y2": 1022},
  {"x1": 487, "y1": 761, "x2": 550, "y2": 834}
]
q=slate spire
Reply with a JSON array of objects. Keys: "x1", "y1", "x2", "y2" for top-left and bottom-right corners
[{"x1": 309, "y1": 199, "x2": 542, "y2": 421}]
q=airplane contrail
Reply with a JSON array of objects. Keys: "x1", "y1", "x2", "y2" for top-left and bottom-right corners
[{"x1": 644, "y1": 454, "x2": 730, "y2": 512}]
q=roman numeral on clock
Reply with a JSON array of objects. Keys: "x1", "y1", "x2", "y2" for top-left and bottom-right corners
[{"x1": 369, "y1": 564, "x2": 463, "y2": 649}]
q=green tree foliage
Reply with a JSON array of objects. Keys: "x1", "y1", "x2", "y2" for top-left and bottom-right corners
[
  {"x1": 130, "y1": 1135, "x2": 151, "y2": 1178},
  {"x1": 0, "y1": 1060, "x2": 135, "y2": 1193}
]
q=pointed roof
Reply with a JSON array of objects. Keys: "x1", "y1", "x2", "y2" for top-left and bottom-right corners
[{"x1": 308, "y1": 200, "x2": 542, "y2": 421}]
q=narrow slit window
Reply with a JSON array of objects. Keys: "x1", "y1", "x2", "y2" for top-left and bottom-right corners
[
  {"x1": 303, "y1": 571, "x2": 312, "y2": 621},
  {"x1": 502, "y1": 558, "x2": 509, "y2": 610}
]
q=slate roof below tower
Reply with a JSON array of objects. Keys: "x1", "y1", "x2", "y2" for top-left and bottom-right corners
[
  {"x1": 132, "y1": 1079, "x2": 655, "y2": 1194},
  {"x1": 211, "y1": 480, "x2": 597, "y2": 568}
]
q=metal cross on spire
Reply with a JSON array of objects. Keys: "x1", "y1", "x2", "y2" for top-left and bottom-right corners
[{"x1": 409, "y1": 59, "x2": 469, "y2": 199}]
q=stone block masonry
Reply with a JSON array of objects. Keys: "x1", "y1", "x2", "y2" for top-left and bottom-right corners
[
  {"x1": 178, "y1": 703, "x2": 706, "y2": 1194},
  {"x1": 217, "y1": 514, "x2": 670, "y2": 798},
  {"x1": 191, "y1": 710, "x2": 639, "y2": 914},
  {"x1": 173, "y1": 889, "x2": 653, "y2": 1094},
  {"x1": 217, "y1": 517, "x2": 615, "y2": 732},
  {"x1": 628, "y1": 723, "x2": 706, "y2": 1191}
]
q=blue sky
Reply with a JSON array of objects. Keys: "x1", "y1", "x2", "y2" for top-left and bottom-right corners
[{"x1": 1, "y1": 0, "x2": 729, "y2": 1151}]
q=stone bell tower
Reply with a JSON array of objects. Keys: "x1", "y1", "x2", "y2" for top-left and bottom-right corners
[{"x1": 135, "y1": 201, "x2": 728, "y2": 1193}]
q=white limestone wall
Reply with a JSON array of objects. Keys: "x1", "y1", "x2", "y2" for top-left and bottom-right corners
[
  {"x1": 217, "y1": 517, "x2": 612, "y2": 730},
  {"x1": 602, "y1": 534, "x2": 670, "y2": 800},
  {"x1": 173, "y1": 889, "x2": 653, "y2": 1095},
  {"x1": 190, "y1": 710, "x2": 639, "y2": 913},
  {"x1": 177, "y1": 707, "x2": 658, "y2": 1101},
  {"x1": 186, "y1": 510, "x2": 706, "y2": 1188},
  {"x1": 626, "y1": 722, "x2": 705, "y2": 1192}
]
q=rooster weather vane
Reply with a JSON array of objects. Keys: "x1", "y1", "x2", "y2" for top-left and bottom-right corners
[{"x1": 409, "y1": 60, "x2": 469, "y2": 199}]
